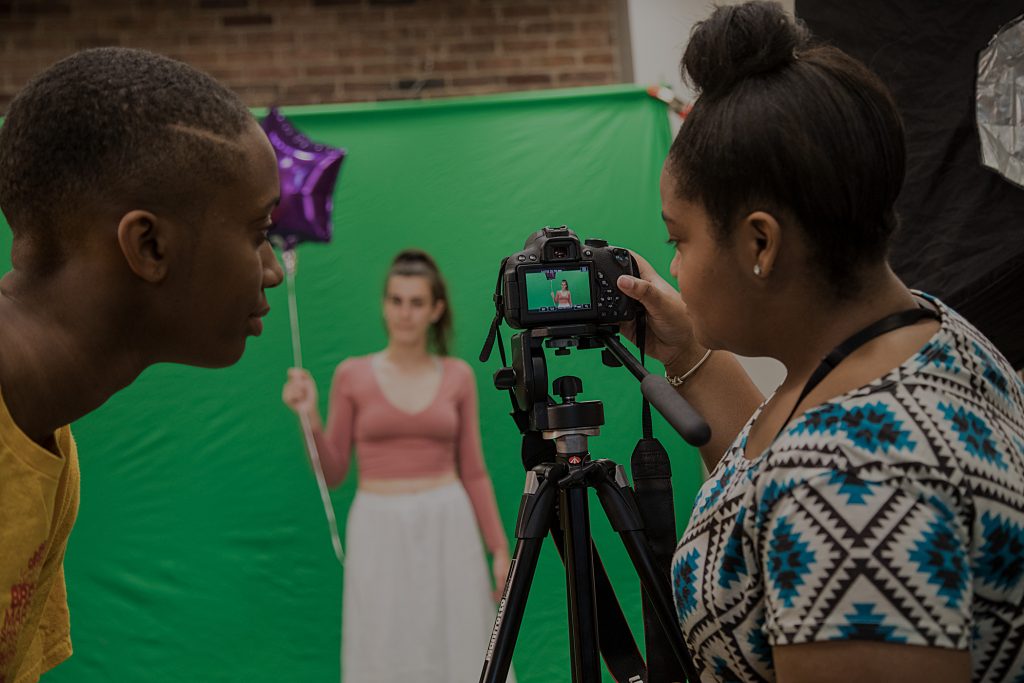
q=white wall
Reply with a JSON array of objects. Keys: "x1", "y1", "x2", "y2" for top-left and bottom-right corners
[
  {"x1": 626, "y1": 0, "x2": 795, "y2": 103},
  {"x1": 624, "y1": 0, "x2": 791, "y2": 396}
]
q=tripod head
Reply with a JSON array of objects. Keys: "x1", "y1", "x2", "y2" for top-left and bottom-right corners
[
  {"x1": 487, "y1": 322, "x2": 710, "y2": 447},
  {"x1": 493, "y1": 323, "x2": 608, "y2": 432}
]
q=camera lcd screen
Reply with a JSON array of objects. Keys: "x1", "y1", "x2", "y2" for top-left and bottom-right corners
[{"x1": 524, "y1": 266, "x2": 593, "y2": 313}]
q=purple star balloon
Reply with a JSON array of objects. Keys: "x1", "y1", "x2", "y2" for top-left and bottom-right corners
[{"x1": 260, "y1": 108, "x2": 346, "y2": 250}]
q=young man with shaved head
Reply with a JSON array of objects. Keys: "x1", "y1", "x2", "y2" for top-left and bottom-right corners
[{"x1": 0, "y1": 48, "x2": 283, "y2": 682}]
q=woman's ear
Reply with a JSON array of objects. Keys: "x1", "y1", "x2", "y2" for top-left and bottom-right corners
[
  {"x1": 116, "y1": 210, "x2": 172, "y2": 283},
  {"x1": 431, "y1": 298, "x2": 447, "y2": 324},
  {"x1": 740, "y1": 210, "x2": 782, "y2": 279}
]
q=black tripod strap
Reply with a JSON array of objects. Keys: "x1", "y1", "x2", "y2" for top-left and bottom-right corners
[
  {"x1": 636, "y1": 311, "x2": 654, "y2": 440},
  {"x1": 629, "y1": 310, "x2": 687, "y2": 681},
  {"x1": 632, "y1": 438, "x2": 685, "y2": 683}
]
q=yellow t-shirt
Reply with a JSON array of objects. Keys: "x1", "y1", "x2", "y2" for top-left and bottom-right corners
[{"x1": 0, "y1": 386, "x2": 79, "y2": 683}]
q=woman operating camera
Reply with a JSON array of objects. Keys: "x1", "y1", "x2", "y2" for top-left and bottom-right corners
[{"x1": 619, "y1": 3, "x2": 1024, "y2": 682}]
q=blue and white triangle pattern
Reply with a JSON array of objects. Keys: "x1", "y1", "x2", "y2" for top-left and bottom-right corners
[{"x1": 672, "y1": 295, "x2": 1024, "y2": 682}]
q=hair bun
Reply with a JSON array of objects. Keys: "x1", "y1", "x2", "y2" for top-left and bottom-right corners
[
  {"x1": 393, "y1": 248, "x2": 438, "y2": 271},
  {"x1": 682, "y1": 1, "x2": 809, "y2": 98}
]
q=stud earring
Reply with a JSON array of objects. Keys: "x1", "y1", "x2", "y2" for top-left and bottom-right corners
[{"x1": 753, "y1": 264, "x2": 762, "y2": 277}]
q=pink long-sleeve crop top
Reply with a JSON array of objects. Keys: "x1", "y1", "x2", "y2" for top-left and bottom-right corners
[{"x1": 312, "y1": 355, "x2": 508, "y2": 553}]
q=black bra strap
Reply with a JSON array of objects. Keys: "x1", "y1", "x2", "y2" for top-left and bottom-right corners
[{"x1": 777, "y1": 304, "x2": 940, "y2": 439}]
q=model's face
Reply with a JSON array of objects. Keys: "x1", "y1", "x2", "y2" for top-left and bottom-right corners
[
  {"x1": 167, "y1": 121, "x2": 283, "y2": 367},
  {"x1": 561, "y1": 281, "x2": 568, "y2": 290},
  {"x1": 660, "y1": 165, "x2": 749, "y2": 352},
  {"x1": 382, "y1": 274, "x2": 443, "y2": 348}
]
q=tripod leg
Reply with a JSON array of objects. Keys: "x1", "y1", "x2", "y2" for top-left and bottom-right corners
[
  {"x1": 480, "y1": 467, "x2": 562, "y2": 683},
  {"x1": 546, "y1": 524, "x2": 650, "y2": 682},
  {"x1": 560, "y1": 485, "x2": 602, "y2": 683},
  {"x1": 590, "y1": 462, "x2": 701, "y2": 683}
]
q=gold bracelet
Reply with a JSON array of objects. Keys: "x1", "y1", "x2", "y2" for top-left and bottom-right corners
[{"x1": 665, "y1": 349, "x2": 712, "y2": 387}]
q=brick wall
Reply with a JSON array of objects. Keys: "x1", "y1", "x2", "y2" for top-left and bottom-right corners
[{"x1": 0, "y1": 0, "x2": 628, "y2": 112}]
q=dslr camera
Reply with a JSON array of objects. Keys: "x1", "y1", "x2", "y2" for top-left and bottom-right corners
[{"x1": 500, "y1": 226, "x2": 640, "y2": 329}]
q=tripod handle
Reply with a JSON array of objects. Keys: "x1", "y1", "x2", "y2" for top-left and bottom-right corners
[
  {"x1": 640, "y1": 375, "x2": 711, "y2": 447},
  {"x1": 599, "y1": 333, "x2": 711, "y2": 447}
]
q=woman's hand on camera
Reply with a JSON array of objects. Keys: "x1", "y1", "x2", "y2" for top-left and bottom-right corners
[
  {"x1": 282, "y1": 368, "x2": 319, "y2": 422},
  {"x1": 617, "y1": 251, "x2": 708, "y2": 372}
]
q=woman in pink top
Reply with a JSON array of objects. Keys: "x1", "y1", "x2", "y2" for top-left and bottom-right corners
[
  {"x1": 282, "y1": 249, "x2": 512, "y2": 683},
  {"x1": 552, "y1": 278, "x2": 573, "y2": 308}
]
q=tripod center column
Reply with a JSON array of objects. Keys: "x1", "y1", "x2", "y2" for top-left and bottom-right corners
[{"x1": 553, "y1": 432, "x2": 592, "y2": 466}]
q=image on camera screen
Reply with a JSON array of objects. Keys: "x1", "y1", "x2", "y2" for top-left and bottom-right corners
[{"x1": 525, "y1": 266, "x2": 593, "y2": 313}]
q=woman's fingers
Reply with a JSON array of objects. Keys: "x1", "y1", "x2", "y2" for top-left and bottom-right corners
[
  {"x1": 617, "y1": 273, "x2": 660, "y2": 306},
  {"x1": 615, "y1": 252, "x2": 702, "y2": 367},
  {"x1": 282, "y1": 368, "x2": 317, "y2": 412}
]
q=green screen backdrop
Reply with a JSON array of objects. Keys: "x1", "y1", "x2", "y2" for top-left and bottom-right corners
[{"x1": 0, "y1": 85, "x2": 703, "y2": 682}]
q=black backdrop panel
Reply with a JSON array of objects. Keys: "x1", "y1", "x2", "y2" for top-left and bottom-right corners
[{"x1": 795, "y1": 0, "x2": 1024, "y2": 368}]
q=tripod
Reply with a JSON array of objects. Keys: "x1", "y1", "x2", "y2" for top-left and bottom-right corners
[{"x1": 479, "y1": 373, "x2": 701, "y2": 683}]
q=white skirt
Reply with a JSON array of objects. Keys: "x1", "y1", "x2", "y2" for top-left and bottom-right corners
[{"x1": 342, "y1": 482, "x2": 515, "y2": 683}]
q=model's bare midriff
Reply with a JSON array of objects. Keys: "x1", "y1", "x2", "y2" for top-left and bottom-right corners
[{"x1": 359, "y1": 470, "x2": 458, "y2": 495}]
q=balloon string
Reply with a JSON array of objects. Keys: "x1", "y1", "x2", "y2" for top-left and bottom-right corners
[
  {"x1": 300, "y1": 412, "x2": 345, "y2": 567},
  {"x1": 283, "y1": 249, "x2": 345, "y2": 568},
  {"x1": 284, "y1": 249, "x2": 303, "y2": 370}
]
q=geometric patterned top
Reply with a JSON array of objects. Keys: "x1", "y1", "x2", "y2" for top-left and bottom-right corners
[{"x1": 673, "y1": 293, "x2": 1024, "y2": 682}]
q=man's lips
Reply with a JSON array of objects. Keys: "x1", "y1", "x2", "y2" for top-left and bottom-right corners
[{"x1": 248, "y1": 306, "x2": 270, "y2": 335}]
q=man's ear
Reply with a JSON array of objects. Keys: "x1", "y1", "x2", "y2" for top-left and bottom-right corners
[
  {"x1": 738, "y1": 210, "x2": 782, "y2": 279},
  {"x1": 116, "y1": 210, "x2": 171, "y2": 282}
]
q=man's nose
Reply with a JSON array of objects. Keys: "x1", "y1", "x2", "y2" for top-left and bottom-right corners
[{"x1": 262, "y1": 242, "x2": 284, "y2": 288}]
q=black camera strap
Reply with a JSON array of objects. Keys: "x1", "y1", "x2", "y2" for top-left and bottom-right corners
[
  {"x1": 480, "y1": 257, "x2": 523, "y2": 432},
  {"x1": 629, "y1": 312, "x2": 686, "y2": 682},
  {"x1": 480, "y1": 257, "x2": 510, "y2": 367}
]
